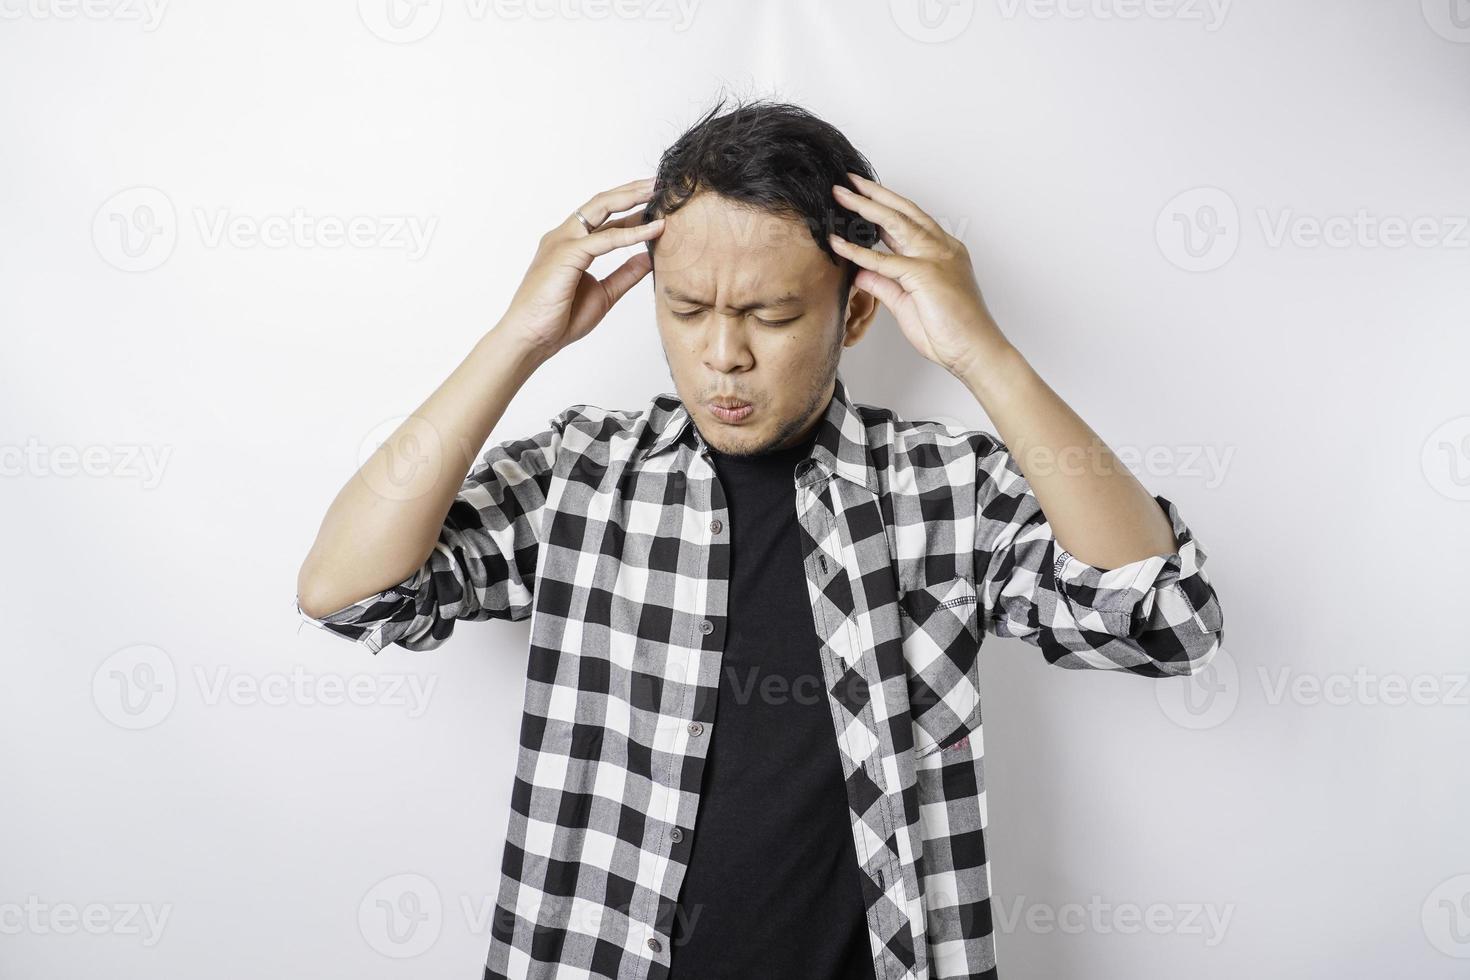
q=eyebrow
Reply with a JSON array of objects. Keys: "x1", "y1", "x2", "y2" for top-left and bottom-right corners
[{"x1": 661, "y1": 287, "x2": 804, "y2": 313}]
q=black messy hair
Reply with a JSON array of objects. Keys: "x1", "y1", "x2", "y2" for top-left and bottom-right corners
[{"x1": 642, "y1": 94, "x2": 881, "y2": 318}]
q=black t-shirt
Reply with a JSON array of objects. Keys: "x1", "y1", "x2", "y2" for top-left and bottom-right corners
[{"x1": 667, "y1": 427, "x2": 876, "y2": 980}]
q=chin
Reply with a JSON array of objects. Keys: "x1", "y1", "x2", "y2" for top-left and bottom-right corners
[{"x1": 704, "y1": 430, "x2": 763, "y2": 456}]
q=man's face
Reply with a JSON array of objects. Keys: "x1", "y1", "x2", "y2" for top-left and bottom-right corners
[{"x1": 650, "y1": 190, "x2": 877, "y2": 457}]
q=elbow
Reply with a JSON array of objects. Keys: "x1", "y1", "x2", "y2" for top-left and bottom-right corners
[
  {"x1": 295, "y1": 587, "x2": 330, "y2": 623},
  {"x1": 294, "y1": 548, "x2": 369, "y2": 622},
  {"x1": 296, "y1": 590, "x2": 330, "y2": 623},
  {"x1": 295, "y1": 554, "x2": 337, "y2": 621}
]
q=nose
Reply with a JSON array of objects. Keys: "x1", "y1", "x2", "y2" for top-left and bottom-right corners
[{"x1": 701, "y1": 315, "x2": 754, "y2": 374}]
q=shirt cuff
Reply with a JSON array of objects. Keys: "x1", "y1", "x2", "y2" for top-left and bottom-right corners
[
  {"x1": 294, "y1": 564, "x2": 431, "y2": 655},
  {"x1": 1050, "y1": 494, "x2": 1222, "y2": 640}
]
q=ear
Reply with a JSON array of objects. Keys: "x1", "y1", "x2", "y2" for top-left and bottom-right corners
[{"x1": 841, "y1": 283, "x2": 880, "y2": 348}]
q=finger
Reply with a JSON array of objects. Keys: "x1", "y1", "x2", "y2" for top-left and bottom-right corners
[
  {"x1": 828, "y1": 231, "x2": 917, "y2": 283},
  {"x1": 598, "y1": 211, "x2": 652, "y2": 231},
  {"x1": 566, "y1": 217, "x2": 664, "y2": 263},
  {"x1": 854, "y1": 267, "x2": 904, "y2": 312},
  {"x1": 554, "y1": 177, "x2": 658, "y2": 240},
  {"x1": 834, "y1": 183, "x2": 933, "y2": 257},
  {"x1": 845, "y1": 172, "x2": 947, "y2": 243},
  {"x1": 598, "y1": 250, "x2": 654, "y2": 307}
]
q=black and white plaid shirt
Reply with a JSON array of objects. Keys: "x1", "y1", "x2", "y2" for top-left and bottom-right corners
[{"x1": 297, "y1": 371, "x2": 1224, "y2": 980}]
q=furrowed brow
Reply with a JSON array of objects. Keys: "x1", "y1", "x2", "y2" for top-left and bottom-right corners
[{"x1": 662, "y1": 286, "x2": 803, "y2": 313}]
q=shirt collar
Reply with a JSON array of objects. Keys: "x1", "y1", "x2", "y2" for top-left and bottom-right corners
[{"x1": 640, "y1": 370, "x2": 879, "y2": 494}]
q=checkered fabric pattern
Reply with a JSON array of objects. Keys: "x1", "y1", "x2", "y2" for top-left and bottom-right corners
[{"x1": 297, "y1": 370, "x2": 1224, "y2": 980}]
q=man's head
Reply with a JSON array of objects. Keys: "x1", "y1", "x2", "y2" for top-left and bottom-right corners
[{"x1": 642, "y1": 96, "x2": 882, "y2": 457}]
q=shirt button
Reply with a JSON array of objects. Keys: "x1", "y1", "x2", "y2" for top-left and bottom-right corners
[
  {"x1": 647, "y1": 937, "x2": 662, "y2": 953},
  {"x1": 699, "y1": 619, "x2": 714, "y2": 635},
  {"x1": 670, "y1": 827, "x2": 684, "y2": 843},
  {"x1": 688, "y1": 722, "x2": 703, "y2": 737},
  {"x1": 709, "y1": 518, "x2": 722, "y2": 534}
]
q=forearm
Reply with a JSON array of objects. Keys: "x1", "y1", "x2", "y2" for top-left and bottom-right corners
[
  {"x1": 956, "y1": 335, "x2": 1178, "y2": 571},
  {"x1": 296, "y1": 321, "x2": 550, "y2": 619}
]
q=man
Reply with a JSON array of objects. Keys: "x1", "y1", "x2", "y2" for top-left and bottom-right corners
[{"x1": 296, "y1": 98, "x2": 1224, "y2": 980}]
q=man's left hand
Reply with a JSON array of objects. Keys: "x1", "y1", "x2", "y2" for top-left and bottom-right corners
[{"x1": 829, "y1": 172, "x2": 1011, "y2": 379}]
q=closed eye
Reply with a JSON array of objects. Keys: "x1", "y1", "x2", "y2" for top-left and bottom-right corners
[{"x1": 670, "y1": 309, "x2": 799, "y2": 327}]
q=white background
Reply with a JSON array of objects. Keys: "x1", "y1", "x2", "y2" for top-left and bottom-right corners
[{"x1": 3, "y1": 1, "x2": 1469, "y2": 977}]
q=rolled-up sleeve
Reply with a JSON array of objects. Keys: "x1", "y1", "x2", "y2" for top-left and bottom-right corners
[
  {"x1": 295, "y1": 412, "x2": 566, "y2": 654},
  {"x1": 975, "y1": 437, "x2": 1223, "y2": 676}
]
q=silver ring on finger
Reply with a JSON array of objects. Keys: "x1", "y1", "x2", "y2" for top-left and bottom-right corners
[{"x1": 573, "y1": 209, "x2": 597, "y2": 234}]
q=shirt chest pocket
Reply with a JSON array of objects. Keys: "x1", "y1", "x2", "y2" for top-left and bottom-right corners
[{"x1": 899, "y1": 575, "x2": 983, "y2": 759}]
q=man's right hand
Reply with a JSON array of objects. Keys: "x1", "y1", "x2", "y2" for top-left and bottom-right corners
[
  {"x1": 297, "y1": 177, "x2": 664, "y2": 622},
  {"x1": 499, "y1": 177, "x2": 665, "y2": 360}
]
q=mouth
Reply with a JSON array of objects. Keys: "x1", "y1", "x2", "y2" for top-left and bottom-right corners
[{"x1": 707, "y1": 398, "x2": 754, "y2": 424}]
